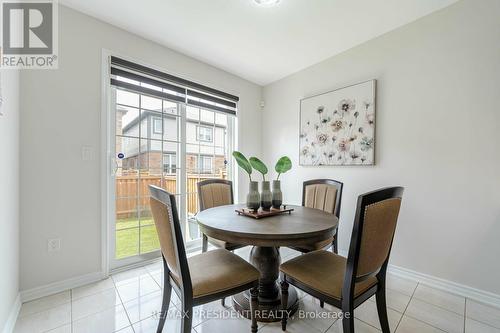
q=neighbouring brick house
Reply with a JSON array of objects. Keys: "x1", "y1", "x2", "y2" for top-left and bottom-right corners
[{"x1": 117, "y1": 106, "x2": 228, "y2": 176}]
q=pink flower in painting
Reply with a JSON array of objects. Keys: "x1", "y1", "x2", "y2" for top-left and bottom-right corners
[
  {"x1": 337, "y1": 138, "x2": 351, "y2": 152},
  {"x1": 316, "y1": 133, "x2": 329, "y2": 145}
]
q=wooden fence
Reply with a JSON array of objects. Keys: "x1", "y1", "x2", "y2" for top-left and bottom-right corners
[{"x1": 115, "y1": 173, "x2": 226, "y2": 219}]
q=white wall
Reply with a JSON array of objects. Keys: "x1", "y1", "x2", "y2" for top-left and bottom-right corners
[
  {"x1": 0, "y1": 70, "x2": 20, "y2": 329},
  {"x1": 262, "y1": 0, "x2": 500, "y2": 295},
  {"x1": 20, "y1": 5, "x2": 262, "y2": 291}
]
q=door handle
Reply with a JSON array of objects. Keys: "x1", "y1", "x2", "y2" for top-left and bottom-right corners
[{"x1": 111, "y1": 156, "x2": 118, "y2": 176}]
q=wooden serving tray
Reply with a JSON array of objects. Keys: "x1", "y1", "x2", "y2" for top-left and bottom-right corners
[{"x1": 235, "y1": 206, "x2": 294, "y2": 219}]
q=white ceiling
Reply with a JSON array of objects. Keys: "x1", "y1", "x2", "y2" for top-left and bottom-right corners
[{"x1": 60, "y1": 0, "x2": 458, "y2": 85}]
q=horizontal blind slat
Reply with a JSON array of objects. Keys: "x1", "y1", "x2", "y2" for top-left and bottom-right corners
[
  {"x1": 110, "y1": 56, "x2": 239, "y2": 103},
  {"x1": 187, "y1": 99, "x2": 237, "y2": 115},
  {"x1": 186, "y1": 89, "x2": 236, "y2": 109},
  {"x1": 111, "y1": 67, "x2": 186, "y2": 95},
  {"x1": 111, "y1": 78, "x2": 186, "y2": 103}
]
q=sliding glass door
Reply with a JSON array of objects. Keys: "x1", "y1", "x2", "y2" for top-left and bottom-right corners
[
  {"x1": 185, "y1": 106, "x2": 231, "y2": 242},
  {"x1": 107, "y1": 57, "x2": 235, "y2": 269}
]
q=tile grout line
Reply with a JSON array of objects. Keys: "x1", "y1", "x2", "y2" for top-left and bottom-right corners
[
  {"x1": 462, "y1": 300, "x2": 500, "y2": 333},
  {"x1": 355, "y1": 317, "x2": 384, "y2": 332},
  {"x1": 71, "y1": 280, "x2": 116, "y2": 302},
  {"x1": 400, "y1": 281, "x2": 462, "y2": 332},
  {"x1": 299, "y1": 315, "x2": 331, "y2": 333},
  {"x1": 397, "y1": 278, "x2": 500, "y2": 331},
  {"x1": 409, "y1": 286, "x2": 467, "y2": 317},
  {"x1": 322, "y1": 318, "x2": 339, "y2": 333},
  {"x1": 114, "y1": 273, "x2": 162, "y2": 304},
  {"x1": 71, "y1": 290, "x2": 127, "y2": 323},
  {"x1": 393, "y1": 281, "x2": 419, "y2": 332},
  {"x1": 402, "y1": 313, "x2": 449, "y2": 333},
  {"x1": 408, "y1": 296, "x2": 467, "y2": 317},
  {"x1": 16, "y1": 292, "x2": 73, "y2": 321},
  {"x1": 349, "y1": 297, "x2": 388, "y2": 332},
  {"x1": 407, "y1": 299, "x2": 499, "y2": 332},
  {"x1": 111, "y1": 273, "x2": 136, "y2": 333},
  {"x1": 70, "y1": 289, "x2": 73, "y2": 333},
  {"x1": 367, "y1": 287, "x2": 412, "y2": 314},
  {"x1": 26, "y1": 294, "x2": 74, "y2": 333},
  {"x1": 465, "y1": 317, "x2": 500, "y2": 331},
  {"x1": 147, "y1": 263, "x2": 184, "y2": 329},
  {"x1": 463, "y1": 298, "x2": 466, "y2": 333},
  {"x1": 146, "y1": 265, "x2": 162, "y2": 289},
  {"x1": 131, "y1": 266, "x2": 188, "y2": 331}
]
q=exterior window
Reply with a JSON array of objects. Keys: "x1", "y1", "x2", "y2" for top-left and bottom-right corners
[
  {"x1": 153, "y1": 117, "x2": 162, "y2": 134},
  {"x1": 197, "y1": 126, "x2": 213, "y2": 142},
  {"x1": 163, "y1": 153, "x2": 177, "y2": 173},
  {"x1": 198, "y1": 156, "x2": 213, "y2": 174}
]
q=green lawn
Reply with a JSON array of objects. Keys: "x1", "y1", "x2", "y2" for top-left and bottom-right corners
[
  {"x1": 115, "y1": 217, "x2": 160, "y2": 259},
  {"x1": 115, "y1": 216, "x2": 201, "y2": 259}
]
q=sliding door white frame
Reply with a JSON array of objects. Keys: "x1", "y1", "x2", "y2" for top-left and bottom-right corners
[{"x1": 101, "y1": 49, "x2": 237, "y2": 274}]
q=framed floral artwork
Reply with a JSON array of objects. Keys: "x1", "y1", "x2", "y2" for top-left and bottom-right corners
[{"x1": 299, "y1": 80, "x2": 376, "y2": 166}]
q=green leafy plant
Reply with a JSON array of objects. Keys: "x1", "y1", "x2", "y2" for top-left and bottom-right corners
[
  {"x1": 249, "y1": 157, "x2": 268, "y2": 181},
  {"x1": 232, "y1": 151, "x2": 253, "y2": 181},
  {"x1": 275, "y1": 156, "x2": 292, "y2": 180}
]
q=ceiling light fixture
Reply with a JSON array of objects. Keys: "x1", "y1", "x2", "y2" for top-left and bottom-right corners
[{"x1": 253, "y1": 0, "x2": 281, "y2": 7}]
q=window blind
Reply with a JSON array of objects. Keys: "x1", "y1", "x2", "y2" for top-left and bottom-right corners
[{"x1": 110, "y1": 56, "x2": 238, "y2": 115}]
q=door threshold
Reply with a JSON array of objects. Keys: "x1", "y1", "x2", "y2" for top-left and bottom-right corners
[{"x1": 109, "y1": 243, "x2": 202, "y2": 275}]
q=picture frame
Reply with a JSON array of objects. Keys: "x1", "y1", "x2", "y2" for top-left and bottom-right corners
[{"x1": 299, "y1": 79, "x2": 376, "y2": 166}]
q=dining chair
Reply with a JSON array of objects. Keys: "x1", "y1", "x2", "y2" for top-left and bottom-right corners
[
  {"x1": 289, "y1": 179, "x2": 343, "y2": 254},
  {"x1": 197, "y1": 179, "x2": 247, "y2": 253},
  {"x1": 280, "y1": 187, "x2": 404, "y2": 333},
  {"x1": 292, "y1": 179, "x2": 344, "y2": 308},
  {"x1": 149, "y1": 185, "x2": 260, "y2": 333}
]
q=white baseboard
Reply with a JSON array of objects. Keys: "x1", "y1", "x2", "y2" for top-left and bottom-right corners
[
  {"x1": 1, "y1": 293, "x2": 21, "y2": 333},
  {"x1": 20, "y1": 271, "x2": 104, "y2": 303},
  {"x1": 388, "y1": 264, "x2": 500, "y2": 309}
]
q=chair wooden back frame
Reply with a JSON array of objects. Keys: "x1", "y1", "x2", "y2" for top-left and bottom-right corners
[
  {"x1": 302, "y1": 179, "x2": 344, "y2": 218},
  {"x1": 342, "y1": 187, "x2": 404, "y2": 304},
  {"x1": 149, "y1": 185, "x2": 193, "y2": 301},
  {"x1": 197, "y1": 179, "x2": 234, "y2": 212}
]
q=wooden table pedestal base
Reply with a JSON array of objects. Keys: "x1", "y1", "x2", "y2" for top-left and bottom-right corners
[{"x1": 233, "y1": 246, "x2": 299, "y2": 323}]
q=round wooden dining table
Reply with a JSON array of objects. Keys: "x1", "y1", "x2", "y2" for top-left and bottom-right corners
[{"x1": 196, "y1": 204, "x2": 338, "y2": 322}]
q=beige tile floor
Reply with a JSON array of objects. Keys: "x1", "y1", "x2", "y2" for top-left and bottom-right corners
[{"x1": 13, "y1": 247, "x2": 500, "y2": 333}]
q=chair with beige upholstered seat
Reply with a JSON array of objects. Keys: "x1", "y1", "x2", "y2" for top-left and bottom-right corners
[
  {"x1": 289, "y1": 179, "x2": 343, "y2": 254},
  {"x1": 280, "y1": 187, "x2": 404, "y2": 333},
  {"x1": 197, "y1": 179, "x2": 246, "y2": 253},
  {"x1": 149, "y1": 185, "x2": 260, "y2": 333}
]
